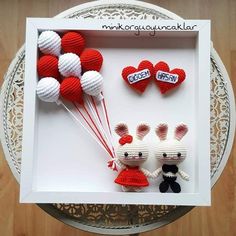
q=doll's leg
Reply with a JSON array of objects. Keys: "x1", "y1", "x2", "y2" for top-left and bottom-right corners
[
  {"x1": 122, "y1": 186, "x2": 134, "y2": 192},
  {"x1": 122, "y1": 186, "x2": 129, "y2": 192},
  {"x1": 170, "y1": 181, "x2": 181, "y2": 193},
  {"x1": 159, "y1": 181, "x2": 169, "y2": 193},
  {"x1": 133, "y1": 187, "x2": 142, "y2": 192}
]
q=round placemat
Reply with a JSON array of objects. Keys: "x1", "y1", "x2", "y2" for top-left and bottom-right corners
[{"x1": 0, "y1": 1, "x2": 235, "y2": 235}]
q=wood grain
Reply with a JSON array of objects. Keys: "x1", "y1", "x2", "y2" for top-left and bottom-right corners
[{"x1": 0, "y1": 0, "x2": 235, "y2": 235}]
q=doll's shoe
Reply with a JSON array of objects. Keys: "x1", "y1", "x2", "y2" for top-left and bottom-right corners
[
  {"x1": 170, "y1": 182, "x2": 181, "y2": 193},
  {"x1": 159, "y1": 181, "x2": 169, "y2": 193}
]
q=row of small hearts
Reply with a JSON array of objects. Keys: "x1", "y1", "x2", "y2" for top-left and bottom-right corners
[{"x1": 122, "y1": 60, "x2": 186, "y2": 94}]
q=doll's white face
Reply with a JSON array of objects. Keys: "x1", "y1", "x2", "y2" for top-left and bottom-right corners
[
  {"x1": 116, "y1": 139, "x2": 148, "y2": 167},
  {"x1": 155, "y1": 140, "x2": 186, "y2": 165}
]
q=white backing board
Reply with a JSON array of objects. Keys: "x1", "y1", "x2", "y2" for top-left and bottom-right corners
[{"x1": 21, "y1": 19, "x2": 211, "y2": 205}]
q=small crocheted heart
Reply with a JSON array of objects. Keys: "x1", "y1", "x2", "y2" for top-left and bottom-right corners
[
  {"x1": 154, "y1": 61, "x2": 186, "y2": 94},
  {"x1": 122, "y1": 60, "x2": 154, "y2": 94}
]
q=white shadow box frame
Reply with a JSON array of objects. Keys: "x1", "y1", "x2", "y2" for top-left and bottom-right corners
[{"x1": 20, "y1": 18, "x2": 211, "y2": 205}]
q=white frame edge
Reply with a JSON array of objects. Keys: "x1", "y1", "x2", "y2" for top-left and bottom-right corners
[{"x1": 20, "y1": 18, "x2": 211, "y2": 205}]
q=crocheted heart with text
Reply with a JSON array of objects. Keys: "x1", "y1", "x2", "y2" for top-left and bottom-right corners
[
  {"x1": 122, "y1": 60, "x2": 154, "y2": 93},
  {"x1": 154, "y1": 61, "x2": 186, "y2": 94}
]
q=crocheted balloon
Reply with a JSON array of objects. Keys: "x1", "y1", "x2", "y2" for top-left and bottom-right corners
[
  {"x1": 58, "y1": 53, "x2": 81, "y2": 77},
  {"x1": 38, "y1": 30, "x2": 61, "y2": 56},
  {"x1": 36, "y1": 77, "x2": 60, "y2": 103},
  {"x1": 61, "y1": 32, "x2": 85, "y2": 55},
  {"x1": 80, "y1": 49, "x2": 103, "y2": 72},
  {"x1": 154, "y1": 61, "x2": 186, "y2": 94},
  {"x1": 60, "y1": 77, "x2": 83, "y2": 104},
  {"x1": 37, "y1": 55, "x2": 60, "y2": 79},
  {"x1": 81, "y1": 71, "x2": 103, "y2": 101}
]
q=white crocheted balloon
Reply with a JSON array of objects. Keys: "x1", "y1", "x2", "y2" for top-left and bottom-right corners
[
  {"x1": 38, "y1": 31, "x2": 61, "y2": 56},
  {"x1": 58, "y1": 53, "x2": 81, "y2": 77},
  {"x1": 36, "y1": 77, "x2": 60, "y2": 102},
  {"x1": 81, "y1": 70, "x2": 104, "y2": 100}
]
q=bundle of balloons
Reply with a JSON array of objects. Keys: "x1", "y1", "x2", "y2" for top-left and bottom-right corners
[{"x1": 36, "y1": 30, "x2": 115, "y2": 163}]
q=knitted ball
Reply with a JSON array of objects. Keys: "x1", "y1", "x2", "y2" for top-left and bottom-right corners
[
  {"x1": 61, "y1": 32, "x2": 85, "y2": 55},
  {"x1": 81, "y1": 71, "x2": 103, "y2": 100},
  {"x1": 60, "y1": 77, "x2": 83, "y2": 104},
  {"x1": 36, "y1": 77, "x2": 60, "y2": 102},
  {"x1": 37, "y1": 55, "x2": 60, "y2": 79},
  {"x1": 80, "y1": 49, "x2": 103, "y2": 72},
  {"x1": 58, "y1": 53, "x2": 82, "y2": 77},
  {"x1": 38, "y1": 31, "x2": 61, "y2": 56}
]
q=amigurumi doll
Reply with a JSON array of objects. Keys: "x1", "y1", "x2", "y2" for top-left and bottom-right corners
[
  {"x1": 152, "y1": 123, "x2": 189, "y2": 193},
  {"x1": 114, "y1": 123, "x2": 151, "y2": 192}
]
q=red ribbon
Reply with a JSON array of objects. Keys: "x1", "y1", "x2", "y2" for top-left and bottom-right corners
[
  {"x1": 107, "y1": 160, "x2": 118, "y2": 171},
  {"x1": 119, "y1": 135, "x2": 133, "y2": 145}
]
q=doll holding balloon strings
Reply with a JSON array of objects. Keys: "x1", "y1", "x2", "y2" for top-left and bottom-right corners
[{"x1": 36, "y1": 30, "x2": 115, "y2": 159}]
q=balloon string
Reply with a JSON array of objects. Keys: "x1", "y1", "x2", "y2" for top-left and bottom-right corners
[
  {"x1": 85, "y1": 96, "x2": 114, "y2": 157},
  {"x1": 91, "y1": 97, "x2": 102, "y2": 124},
  {"x1": 59, "y1": 101, "x2": 112, "y2": 157},
  {"x1": 73, "y1": 102, "x2": 113, "y2": 158},
  {"x1": 81, "y1": 103, "x2": 114, "y2": 158},
  {"x1": 73, "y1": 103, "x2": 107, "y2": 150},
  {"x1": 101, "y1": 92, "x2": 112, "y2": 135},
  {"x1": 101, "y1": 92, "x2": 115, "y2": 156}
]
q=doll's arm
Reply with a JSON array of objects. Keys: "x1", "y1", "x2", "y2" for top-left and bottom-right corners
[
  {"x1": 140, "y1": 168, "x2": 152, "y2": 178},
  {"x1": 114, "y1": 158, "x2": 126, "y2": 170},
  {"x1": 151, "y1": 168, "x2": 162, "y2": 178},
  {"x1": 178, "y1": 170, "x2": 190, "y2": 181}
]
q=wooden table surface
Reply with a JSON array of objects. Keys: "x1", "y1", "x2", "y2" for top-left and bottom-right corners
[{"x1": 0, "y1": 0, "x2": 235, "y2": 235}]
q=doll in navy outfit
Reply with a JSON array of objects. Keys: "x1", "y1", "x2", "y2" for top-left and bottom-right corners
[{"x1": 152, "y1": 123, "x2": 189, "y2": 193}]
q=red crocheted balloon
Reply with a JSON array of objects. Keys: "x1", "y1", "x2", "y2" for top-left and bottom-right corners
[
  {"x1": 60, "y1": 77, "x2": 83, "y2": 104},
  {"x1": 122, "y1": 60, "x2": 154, "y2": 94},
  {"x1": 37, "y1": 55, "x2": 60, "y2": 79},
  {"x1": 80, "y1": 49, "x2": 103, "y2": 72},
  {"x1": 61, "y1": 32, "x2": 85, "y2": 55},
  {"x1": 154, "y1": 61, "x2": 186, "y2": 94}
]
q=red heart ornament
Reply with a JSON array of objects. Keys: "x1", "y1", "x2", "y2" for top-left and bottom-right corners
[
  {"x1": 122, "y1": 60, "x2": 154, "y2": 93},
  {"x1": 154, "y1": 61, "x2": 186, "y2": 94}
]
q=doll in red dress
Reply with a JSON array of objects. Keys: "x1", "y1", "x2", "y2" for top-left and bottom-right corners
[{"x1": 114, "y1": 123, "x2": 151, "y2": 192}]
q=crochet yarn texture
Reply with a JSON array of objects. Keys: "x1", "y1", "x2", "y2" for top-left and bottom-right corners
[
  {"x1": 38, "y1": 30, "x2": 61, "y2": 56},
  {"x1": 60, "y1": 77, "x2": 83, "y2": 104},
  {"x1": 36, "y1": 77, "x2": 60, "y2": 102},
  {"x1": 81, "y1": 70, "x2": 103, "y2": 100},
  {"x1": 154, "y1": 123, "x2": 189, "y2": 193},
  {"x1": 80, "y1": 49, "x2": 103, "y2": 72},
  {"x1": 58, "y1": 53, "x2": 82, "y2": 77},
  {"x1": 122, "y1": 60, "x2": 154, "y2": 94},
  {"x1": 37, "y1": 55, "x2": 60, "y2": 79},
  {"x1": 114, "y1": 123, "x2": 151, "y2": 191},
  {"x1": 154, "y1": 61, "x2": 186, "y2": 94},
  {"x1": 61, "y1": 32, "x2": 85, "y2": 55}
]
